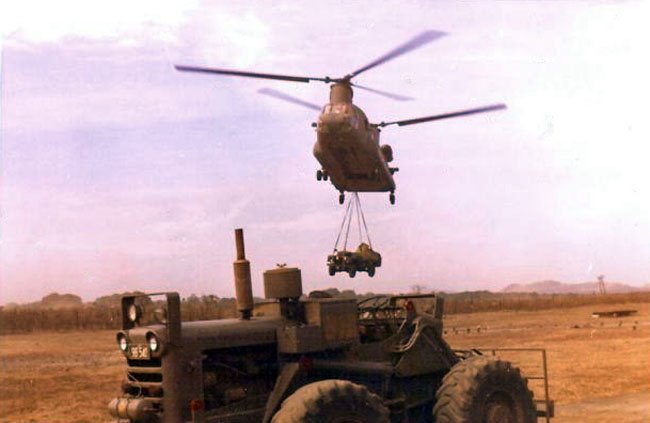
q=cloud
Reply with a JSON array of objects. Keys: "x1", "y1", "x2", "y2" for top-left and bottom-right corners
[
  {"x1": 0, "y1": 185, "x2": 239, "y2": 302},
  {"x1": 1, "y1": 0, "x2": 198, "y2": 45},
  {"x1": 176, "y1": 9, "x2": 270, "y2": 69}
]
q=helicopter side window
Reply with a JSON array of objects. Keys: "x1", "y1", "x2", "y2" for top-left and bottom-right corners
[
  {"x1": 354, "y1": 107, "x2": 369, "y2": 128},
  {"x1": 350, "y1": 113, "x2": 358, "y2": 129},
  {"x1": 354, "y1": 108, "x2": 366, "y2": 129}
]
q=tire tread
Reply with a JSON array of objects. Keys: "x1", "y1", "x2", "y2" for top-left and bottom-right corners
[
  {"x1": 272, "y1": 379, "x2": 389, "y2": 423},
  {"x1": 433, "y1": 355, "x2": 536, "y2": 423}
]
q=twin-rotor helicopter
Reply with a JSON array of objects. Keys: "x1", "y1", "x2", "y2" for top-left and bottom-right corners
[{"x1": 175, "y1": 31, "x2": 505, "y2": 205}]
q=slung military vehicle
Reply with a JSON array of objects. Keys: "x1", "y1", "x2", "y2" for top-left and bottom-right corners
[{"x1": 109, "y1": 229, "x2": 553, "y2": 423}]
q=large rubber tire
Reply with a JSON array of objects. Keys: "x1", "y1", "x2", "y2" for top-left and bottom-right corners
[
  {"x1": 433, "y1": 355, "x2": 536, "y2": 423},
  {"x1": 271, "y1": 379, "x2": 389, "y2": 423}
]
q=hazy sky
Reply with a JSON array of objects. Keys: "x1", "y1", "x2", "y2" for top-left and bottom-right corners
[{"x1": 1, "y1": 0, "x2": 649, "y2": 304}]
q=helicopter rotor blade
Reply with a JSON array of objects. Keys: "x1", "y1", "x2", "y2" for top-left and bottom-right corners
[
  {"x1": 378, "y1": 103, "x2": 507, "y2": 127},
  {"x1": 174, "y1": 65, "x2": 330, "y2": 84},
  {"x1": 258, "y1": 88, "x2": 322, "y2": 111},
  {"x1": 350, "y1": 83, "x2": 413, "y2": 101},
  {"x1": 347, "y1": 30, "x2": 446, "y2": 80}
]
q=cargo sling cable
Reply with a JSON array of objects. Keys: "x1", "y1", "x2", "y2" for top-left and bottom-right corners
[{"x1": 332, "y1": 192, "x2": 373, "y2": 252}]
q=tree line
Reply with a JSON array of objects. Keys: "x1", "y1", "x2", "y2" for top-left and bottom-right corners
[{"x1": 1, "y1": 290, "x2": 647, "y2": 335}]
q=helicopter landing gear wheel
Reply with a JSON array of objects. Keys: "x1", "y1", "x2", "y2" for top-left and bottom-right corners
[
  {"x1": 367, "y1": 266, "x2": 375, "y2": 277},
  {"x1": 328, "y1": 265, "x2": 336, "y2": 276},
  {"x1": 348, "y1": 268, "x2": 356, "y2": 278},
  {"x1": 323, "y1": 173, "x2": 328, "y2": 181},
  {"x1": 389, "y1": 192, "x2": 395, "y2": 205},
  {"x1": 316, "y1": 169, "x2": 323, "y2": 181},
  {"x1": 339, "y1": 193, "x2": 345, "y2": 204}
]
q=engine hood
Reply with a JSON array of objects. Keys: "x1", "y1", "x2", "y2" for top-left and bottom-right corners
[{"x1": 179, "y1": 316, "x2": 284, "y2": 350}]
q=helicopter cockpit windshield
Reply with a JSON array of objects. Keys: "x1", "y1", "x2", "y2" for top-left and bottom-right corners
[
  {"x1": 329, "y1": 103, "x2": 350, "y2": 114},
  {"x1": 319, "y1": 103, "x2": 360, "y2": 131}
]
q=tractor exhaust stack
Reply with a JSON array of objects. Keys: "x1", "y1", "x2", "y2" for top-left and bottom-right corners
[{"x1": 233, "y1": 228, "x2": 254, "y2": 319}]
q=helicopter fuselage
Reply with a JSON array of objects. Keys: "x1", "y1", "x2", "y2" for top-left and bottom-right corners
[
  {"x1": 313, "y1": 84, "x2": 396, "y2": 195},
  {"x1": 175, "y1": 31, "x2": 505, "y2": 206}
]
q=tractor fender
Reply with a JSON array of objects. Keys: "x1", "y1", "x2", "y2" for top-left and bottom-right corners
[{"x1": 262, "y1": 362, "x2": 303, "y2": 423}]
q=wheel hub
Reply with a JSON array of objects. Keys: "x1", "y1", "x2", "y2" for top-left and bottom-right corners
[{"x1": 485, "y1": 391, "x2": 517, "y2": 423}]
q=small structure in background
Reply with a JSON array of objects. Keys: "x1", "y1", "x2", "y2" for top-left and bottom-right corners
[{"x1": 591, "y1": 310, "x2": 637, "y2": 318}]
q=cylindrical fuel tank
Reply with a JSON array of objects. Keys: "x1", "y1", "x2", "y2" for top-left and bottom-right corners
[
  {"x1": 108, "y1": 397, "x2": 154, "y2": 422},
  {"x1": 380, "y1": 144, "x2": 393, "y2": 163},
  {"x1": 264, "y1": 267, "x2": 303, "y2": 300}
]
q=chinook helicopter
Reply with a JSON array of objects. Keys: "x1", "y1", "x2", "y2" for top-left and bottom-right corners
[{"x1": 175, "y1": 31, "x2": 505, "y2": 205}]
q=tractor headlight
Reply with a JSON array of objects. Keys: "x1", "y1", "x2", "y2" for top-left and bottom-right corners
[
  {"x1": 117, "y1": 333, "x2": 128, "y2": 352},
  {"x1": 127, "y1": 304, "x2": 142, "y2": 323},
  {"x1": 146, "y1": 333, "x2": 159, "y2": 352}
]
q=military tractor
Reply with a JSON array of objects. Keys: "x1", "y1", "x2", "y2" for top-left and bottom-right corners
[{"x1": 109, "y1": 229, "x2": 553, "y2": 423}]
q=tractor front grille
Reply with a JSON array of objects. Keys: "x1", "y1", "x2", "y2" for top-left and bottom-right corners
[{"x1": 125, "y1": 358, "x2": 164, "y2": 399}]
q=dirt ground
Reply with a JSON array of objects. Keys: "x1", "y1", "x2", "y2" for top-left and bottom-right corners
[
  {"x1": 444, "y1": 301, "x2": 650, "y2": 423},
  {"x1": 0, "y1": 301, "x2": 648, "y2": 422}
]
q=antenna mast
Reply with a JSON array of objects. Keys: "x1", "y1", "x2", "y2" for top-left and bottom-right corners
[{"x1": 597, "y1": 275, "x2": 606, "y2": 295}]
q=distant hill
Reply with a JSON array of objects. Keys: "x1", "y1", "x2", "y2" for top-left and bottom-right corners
[{"x1": 501, "y1": 280, "x2": 645, "y2": 294}]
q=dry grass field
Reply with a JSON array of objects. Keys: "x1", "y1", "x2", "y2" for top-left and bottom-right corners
[
  {"x1": 444, "y1": 301, "x2": 650, "y2": 423},
  {"x1": 0, "y1": 331, "x2": 123, "y2": 422},
  {"x1": 0, "y1": 301, "x2": 648, "y2": 422}
]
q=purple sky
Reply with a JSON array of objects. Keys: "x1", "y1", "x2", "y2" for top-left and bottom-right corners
[{"x1": 1, "y1": 1, "x2": 649, "y2": 304}]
